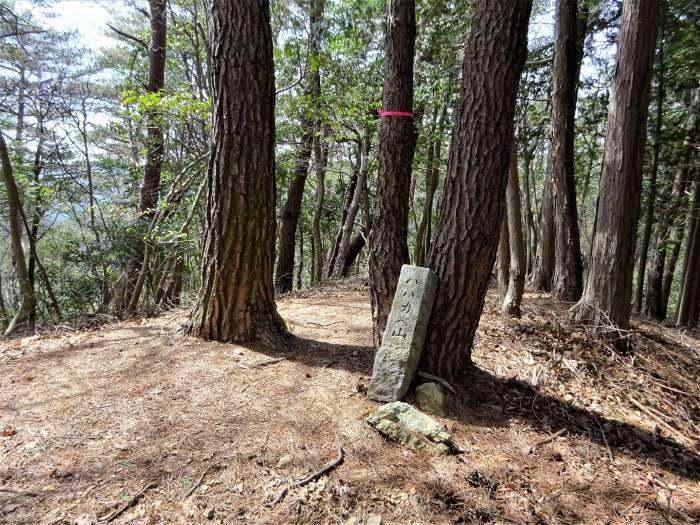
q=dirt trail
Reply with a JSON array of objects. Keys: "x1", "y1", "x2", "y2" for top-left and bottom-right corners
[{"x1": 1, "y1": 280, "x2": 699, "y2": 524}]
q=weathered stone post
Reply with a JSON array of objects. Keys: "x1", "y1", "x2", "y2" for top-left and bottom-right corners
[{"x1": 367, "y1": 265, "x2": 438, "y2": 402}]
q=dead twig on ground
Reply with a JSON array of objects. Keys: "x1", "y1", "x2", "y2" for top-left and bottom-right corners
[
  {"x1": 592, "y1": 413, "x2": 614, "y2": 462},
  {"x1": 99, "y1": 482, "x2": 157, "y2": 523},
  {"x1": 268, "y1": 442, "x2": 345, "y2": 506},
  {"x1": 526, "y1": 428, "x2": 567, "y2": 454},
  {"x1": 237, "y1": 357, "x2": 286, "y2": 369},
  {"x1": 183, "y1": 464, "x2": 216, "y2": 499}
]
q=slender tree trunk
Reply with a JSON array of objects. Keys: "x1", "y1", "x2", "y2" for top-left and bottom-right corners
[
  {"x1": 677, "y1": 179, "x2": 700, "y2": 326},
  {"x1": 676, "y1": 183, "x2": 696, "y2": 315},
  {"x1": 341, "y1": 168, "x2": 374, "y2": 275},
  {"x1": 275, "y1": 0, "x2": 323, "y2": 292},
  {"x1": 551, "y1": 0, "x2": 583, "y2": 301},
  {"x1": 425, "y1": 113, "x2": 446, "y2": 258},
  {"x1": 140, "y1": 0, "x2": 167, "y2": 217},
  {"x1": 647, "y1": 171, "x2": 689, "y2": 319},
  {"x1": 635, "y1": 23, "x2": 665, "y2": 312},
  {"x1": 368, "y1": 0, "x2": 417, "y2": 348},
  {"x1": 421, "y1": 0, "x2": 532, "y2": 381},
  {"x1": 574, "y1": 0, "x2": 659, "y2": 336},
  {"x1": 503, "y1": 141, "x2": 526, "y2": 317},
  {"x1": 276, "y1": 128, "x2": 312, "y2": 292},
  {"x1": 1, "y1": 133, "x2": 35, "y2": 335},
  {"x1": 332, "y1": 132, "x2": 372, "y2": 277},
  {"x1": 311, "y1": 131, "x2": 328, "y2": 283},
  {"x1": 661, "y1": 214, "x2": 686, "y2": 315},
  {"x1": 415, "y1": 103, "x2": 448, "y2": 267},
  {"x1": 414, "y1": 104, "x2": 438, "y2": 267},
  {"x1": 327, "y1": 156, "x2": 359, "y2": 276},
  {"x1": 189, "y1": 0, "x2": 287, "y2": 345},
  {"x1": 0, "y1": 271, "x2": 7, "y2": 319},
  {"x1": 497, "y1": 213, "x2": 510, "y2": 304},
  {"x1": 297, "y1": 224, "x2": 304, "y2": 289},
  {"x1": 531, "y1": 156, "x2": 555, "y2": 291},
  {"x1": 522, "y1": 149, "x2": 536, "y2": 275},
  {"x1": 646, "y1": 103, "x2": 698, "y2": 318}
]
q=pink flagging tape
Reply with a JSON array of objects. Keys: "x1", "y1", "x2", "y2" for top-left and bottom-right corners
[{"x1": 377, "y1": 109, "x2": 413, "y2": 118}]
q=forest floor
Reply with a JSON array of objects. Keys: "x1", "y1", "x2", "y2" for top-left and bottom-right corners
[{"x1": 1, "y1": 279, "x2": 699, "y2": 525}]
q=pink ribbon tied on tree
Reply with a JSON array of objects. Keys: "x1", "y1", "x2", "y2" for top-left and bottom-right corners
[{"x1": 377, "y1": 109, "x2": 413, "y2": 118}]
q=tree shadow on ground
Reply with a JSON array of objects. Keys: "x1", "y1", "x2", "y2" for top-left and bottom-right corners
[
  {"x1": 248, "y1": 335, "x2": 700, "y2": 482},
  {"x1": 454, "y1": 366, "x2": 699, "y2": 481}
]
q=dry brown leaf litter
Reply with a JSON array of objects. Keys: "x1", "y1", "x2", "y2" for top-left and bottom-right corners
[{"x1": 0, "y1": 279, "x2": 698, "y2": 524}]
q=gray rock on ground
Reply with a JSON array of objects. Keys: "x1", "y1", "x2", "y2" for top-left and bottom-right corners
[
  {"x1": 366, "y1": 401, "x2": 455, "y2": 453},
  {"x1": 415, "y1": 382, "x2": 446, "y2": 416}
]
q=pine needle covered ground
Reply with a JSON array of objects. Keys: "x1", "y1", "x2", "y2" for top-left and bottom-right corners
[{"x1": 1, "y1": 280, "x2": 699, "y2": 524}]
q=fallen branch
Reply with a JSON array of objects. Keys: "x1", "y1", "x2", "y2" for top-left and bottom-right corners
[
  {"x1": 534, "y1": 428, "x2": 567, "y2": 447},
  {"x1": 525, "y1": 428, "x2": 567, "y2": 454},
  {"x1": 627, "y1": 396, "x2": 691, "y2": 446},
  {"x1": 268, "y1": 442, "x2": 344, "y2": 506},
  {"x1": 183, "y1": 464, "x2": 215, "y2": 499},
  {"x1": 237, "y1": 357, "x2": 286, "y2": 369},
  {"x1": 416, "y1": 370, "x2": 457, "y2": 395},
  {"x1": 99, "y1": 482, "x2": 157, "y2": 523}
]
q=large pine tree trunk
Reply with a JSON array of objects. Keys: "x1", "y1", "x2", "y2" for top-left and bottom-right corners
[
  {"x1": 1, "y1": 133, "x2": 36, "y2": 335},
  {"x1": 551, "y1": 0, "x2": 583, "y2": 301},
  {"x1": 189, "y1": 0, "x2": 286, "y2": 345},
  {"x1": 139, "y1": 0, "x2": 167, "y2": 216},
  {"x1": 574, "y1": 0, "x2": 659, "y2": 335},
  {"x1": 368, "y1": 0, "x2": 417, "y2": 348},
  {"x1": 503, "y1": 141, "x2": 526, "y2": 318},
  {"x1": 421, "y1": 0, "x2": 532, "y2": 381}
]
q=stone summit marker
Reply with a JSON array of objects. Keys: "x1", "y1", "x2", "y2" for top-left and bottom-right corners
[{"x1": 367, "y1": 265, "x2": 438, "y2": 402}]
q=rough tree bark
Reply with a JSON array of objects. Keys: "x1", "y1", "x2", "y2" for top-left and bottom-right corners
[
  {"x1": 551, "y1": 0, "x2": 583, "y2": 301},
  {"x1": 368, "y1": 0, "x2": 417, "y2": 348},
  {"x1": 275, "y1": 0, "x2": 323, "y2": 292},
  {"x1": 574, "y1": 0, "x2": 659, "y2": 337},
  {"x1": 140, "y1": 0, "x2": 167, "y2": 217},
  {"x1": 420, "y1": 0, "x2": 532, "y2": 381},
  {"x1": 503, "y1": 141, "x2": 526, "y2": 318},
  {"x1": 1, "y1": 132, "x2": 36, "y2": 335},
  {"x1": 189, "y1": 0, "x2": 287, "y2": 345}
]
